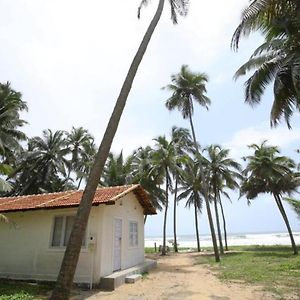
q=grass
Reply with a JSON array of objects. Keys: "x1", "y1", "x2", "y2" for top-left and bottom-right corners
[
  {"x1": 195, "y1": 245, "x2": 300, "y2": 298},
  {"x1": 0, "y1": 280, "x2": 51, "y2": 300}
]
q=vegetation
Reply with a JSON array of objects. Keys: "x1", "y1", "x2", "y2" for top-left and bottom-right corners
[
  {"x1": 50, "y1": 1, "x2": 190, "y2": 298},
  {"x1": 240, "y1": 142, "x2": 299, "y2": 254},
  {"x1": 164, "y1": 64, "x2": 220, "y2": 262},
  {"x1": 0, "y1": 280, "x2": 50, "y2": 300},
  {"x1": 232, "y1": 0, "x2": 300, "y2": 128},
  {"x1": 195, "y1": 245, "x2": 300, "y2": 298}
]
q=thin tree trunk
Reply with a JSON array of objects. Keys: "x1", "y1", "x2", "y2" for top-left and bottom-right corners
[
  {"x1": 274, "y1": 194, "x2": 298, "y2": 255},
  {"x1": 162, "y1": 168, "x2": 169, "y2": 256},
  {"x1": 144, "y1": 215, "x2": 147, "y2": 224},
  {"x1": 173, "y1": 177, "x2": 178, "y2": 252},
  {"x1": 214, "y1": 190, "x2": 224, "y2": 254},
  {"x1": 188, "y1": 106, "x2": 220, "y2": 262},
  {"x1": 194, "y1": 195, "x2": 201, "y2": 252},
  {"x1": 51, "y1": 1, "x2": 166, "y2": 298},
  {"x1": 219, "y1": 198, "x2": 228, "y2": 251}
]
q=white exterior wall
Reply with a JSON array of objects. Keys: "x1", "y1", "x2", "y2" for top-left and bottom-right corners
[
  {"x1": 100, "y1": 193, "x2": 145, "y2": 277},
  {"x1": 0, "y1": 191, "x2": 146, "y2": 283},
  {"x1": 0, "y1": 206, "x2": 101, "y2": 284}
]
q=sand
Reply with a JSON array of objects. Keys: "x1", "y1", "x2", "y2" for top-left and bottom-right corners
[{"x1": 71, "y1": 252, "x2": 277, "y2": 300}]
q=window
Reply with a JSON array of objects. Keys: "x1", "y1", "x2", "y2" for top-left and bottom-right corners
[
  {"x1": 51, "y1": 215, "x2": 86, "y2": 247},
  {"x1": 129, "y1": 221, "x2": 138, "y2": 247}
]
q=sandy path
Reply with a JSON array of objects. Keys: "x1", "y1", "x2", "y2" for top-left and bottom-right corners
[{"x1": 72, "y1": 252, "x2": 276, "y2": 300}]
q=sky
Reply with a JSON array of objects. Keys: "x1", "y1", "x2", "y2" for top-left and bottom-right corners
[{"x1": 0, "y1": 0, "x2": 300, "y2": 237}]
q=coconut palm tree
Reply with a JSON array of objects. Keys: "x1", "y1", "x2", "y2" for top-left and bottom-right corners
[
  {"x1": 232, "y1": 0, "x2": 300, "y2": 128},
  {"x1": 0, "y1": 82, "x2": 27, "y2": 165},
  {"x1": 204, "y1": 145, "x2": 241, "y2": 253},
  {"x1": 164, "y1": 65, "x2": 220, "y2": 261},
  {"x1": 177, "y1": 156, "x2": 203, "y2": 252},
  {"x1": 240, "y1": 142, "x2": 299, "y2": 254},
  {"x1": 151, "y1": 135, "x2": 177, "y2": 255},
  {"x1": 101, "y1": 151, "x2": 133, "y2": 186},
  {"x1": 75, "y1": 140, "x2": 97, "y2": 189},
  {"x1": 170, "y1": 126, "x2": 193, "y2": 252},
  {"x1": 12, "y1": 130, "x2": 70, "y2": 195},
  {"x1": 51, "y1": 2, "x2": 189, "y2": 297},
  {"x1": 65, "y1": 127, "x2": 94, "y2": 186},
  {"x1": 131, "y1": 145, "x2": 165, "y2": 220}
]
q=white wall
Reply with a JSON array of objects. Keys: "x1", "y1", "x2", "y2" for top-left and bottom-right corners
[
  {"x1": 100, "y1": 193, "x2": 145, "y2": 277},
  {"x1": 0, "y1": 207, "x2": 100, "y2": 283}
]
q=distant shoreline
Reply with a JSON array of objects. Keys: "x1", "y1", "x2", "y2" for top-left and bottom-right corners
[{"x1": 145, "y1": 231, "x2": 300, "y2": 247}]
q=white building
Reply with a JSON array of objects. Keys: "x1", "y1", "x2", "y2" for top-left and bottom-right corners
[{"x1": 0, "y1": 184, "x2": 156, "y2": 286}]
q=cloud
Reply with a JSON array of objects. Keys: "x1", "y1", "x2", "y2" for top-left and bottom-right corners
[{"x1": 224, "y1": 123, "x2": 300, "y2": 159}]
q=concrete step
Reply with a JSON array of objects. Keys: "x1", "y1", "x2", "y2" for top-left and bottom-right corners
[
  {"x1": 125, "y1": 274, "x2": 142, "y2": 283},
  {"x1": 100, "y1": 259, "x2": 157, "y2": 291}
]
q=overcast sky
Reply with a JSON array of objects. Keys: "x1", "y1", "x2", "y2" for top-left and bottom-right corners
[{"x1": 1, "y1": 0, "x2": 300, "y2": 236}]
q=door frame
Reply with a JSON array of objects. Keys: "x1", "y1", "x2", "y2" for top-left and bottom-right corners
[{"x1": 113, "y1": 218, "x2": 122, "y2": 272}]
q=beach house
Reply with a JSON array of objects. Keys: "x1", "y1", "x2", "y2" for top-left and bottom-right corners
[{"x1": 0, "y1": 184, "x2": 156, "y2": 287}]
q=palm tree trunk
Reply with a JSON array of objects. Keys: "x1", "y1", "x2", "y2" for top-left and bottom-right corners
[
  {"x1": 162, "y1": 168, "x2": 169, "y2": 256},
  {"x1": 50, "y1": 1, "x2": 166, "y2": 298},
  {"x1": 173, "y1": 177, "x2": 178, "y2": 252},
  {"x1": 188, "y1": 106, "x2": 220, "y2": 262},
  {"x1": 214, "y1": 190, "x2": 224, "y2": 254},
  {"x1": 194, "y1": 195, "x2": 201, "y2": 252},
  {"x1": 219, "y1": 198, "x2": 228, "y2": 251},
  {"x1": 274, "y1": 194, "x2": 298, "y2": 255}
]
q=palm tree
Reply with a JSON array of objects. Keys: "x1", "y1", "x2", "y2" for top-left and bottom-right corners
[
  {"x1": 131, "y1": 145, "x2": 165, "y2": 221},
  {"x1": 151, "y1": 135, "x2": 177, "y2": 255},
  {"x1": 101, "y1": 151, "x2": 133, "y2": 186},
  {"x1": 12, "y1": 130, "x2": 70, "y2": 195},
  {"x1": 65, "y1": 127, "x2": 94, "y2": 186},
  {"x1": 170, "y1": 126, "x2": 193, "y2": 252},
  {"x1": 232, "y1": 0, "x2": 300, "y2": 128},
  {"x1": 0, "y1": 82, "x2": 27, "y2": 165},
  {"x1": 75, "y1": 140, "x2": 97, "y2": 189},
  {"x1": 51, "y1": 1, "x2": 189, "y2": 297},
  {"x1": 240, "y1": 142, "x2": 299, "y2": 254},
  {"x1": 178, "y1": 156, "x2": 203, "y2": 252},
  {"x1": 164, "y1": 65, "x2": 220, "y2": 261},
  {"x1": 204, "y1": 145, "x2": 241, "y2": 253}
]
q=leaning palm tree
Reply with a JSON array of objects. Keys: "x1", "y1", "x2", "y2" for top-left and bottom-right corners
[
  {"x1": 204, "y1": 145, "x2": 241, "y2": 253},
  {"x1": 51, "y1": 2, "x2": 189, "y2": 297},
  {"x1": 232, "y1": 0, "x2": 300, "y2": 128},
  {"x1": 241, "y1": 142, "x2": 299, "y2": 254},
  {"x1": 164, "y1": 65, "x2": 220, "y2": 261}
]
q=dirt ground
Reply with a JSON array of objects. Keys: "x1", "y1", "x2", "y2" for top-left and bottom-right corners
[{"x1": 70, "y1": 252, "x2": 276, "y2": 300}]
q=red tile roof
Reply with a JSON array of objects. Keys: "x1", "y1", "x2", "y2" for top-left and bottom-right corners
[{"x1": 0, "y1": 184, "x2": 156, "y2": 215}]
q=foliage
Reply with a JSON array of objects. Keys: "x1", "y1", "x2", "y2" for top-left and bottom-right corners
[
  {"x1": 232, "y1": 0, "x2": 300, "y2": 127},
  {"x1": 284, "y1": 198, "x2": 300, "y2": 220},
  {"x1": 196, "y1": 245, "x2": 300, "y2": 297}
]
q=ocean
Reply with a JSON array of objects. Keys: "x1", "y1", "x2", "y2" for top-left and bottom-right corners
[{"x1": 145, "y1": 231, "x2": 300, "y2": 248}]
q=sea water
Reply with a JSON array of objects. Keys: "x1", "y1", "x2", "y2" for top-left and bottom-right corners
[{"x1": 145, "y1": 231, "x2": 300, "y2": 248}]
